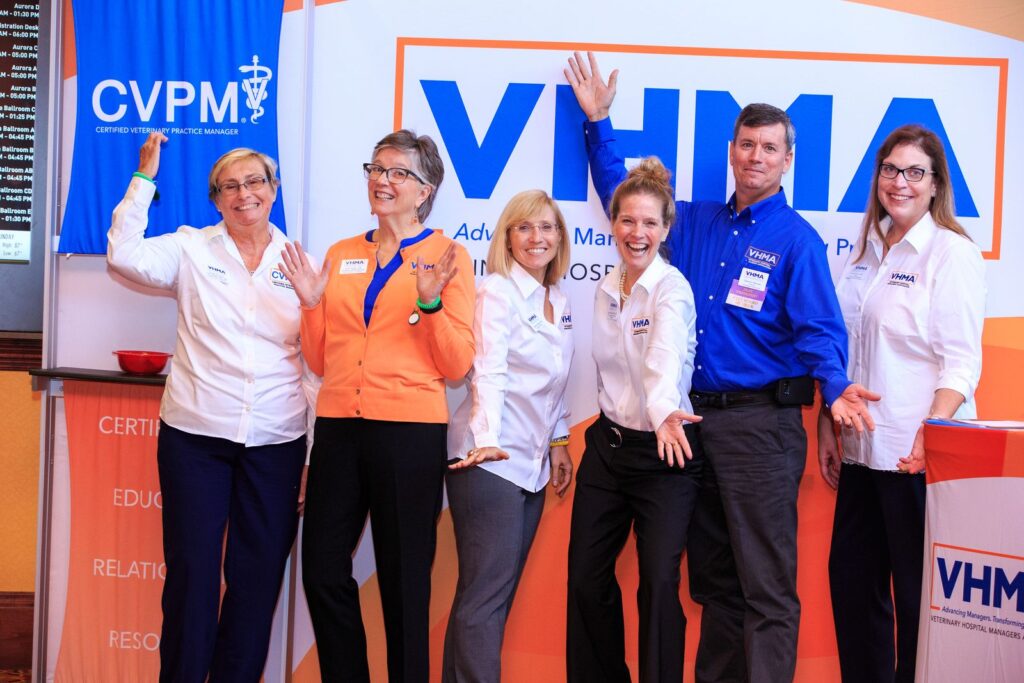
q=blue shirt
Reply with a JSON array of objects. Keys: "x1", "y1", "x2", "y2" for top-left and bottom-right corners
[{"x1": 584, "y1": 117, "x2": 851, "y2": 405}]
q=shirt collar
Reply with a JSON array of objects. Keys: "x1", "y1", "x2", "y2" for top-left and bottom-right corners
[
  {"x1": 509, "y1": 260, "x2": 544, "y2": 299},
  {"x1": 727, "y1": 187, "x2": 789, "y2": 222},
  {"x1": 365, "y1": 227, "x2": 434, "y2": 249},
  {"x1": 874, "y1": 213, "x2": 938, "y2": 255},
  {"x1": 602, "y1": 256, "x2": 670, "y2": 298}
]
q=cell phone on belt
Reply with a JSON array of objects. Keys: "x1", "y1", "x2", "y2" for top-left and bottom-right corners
[{"x1": 775, "y1": 376, "x2": 815, "y2": 405}]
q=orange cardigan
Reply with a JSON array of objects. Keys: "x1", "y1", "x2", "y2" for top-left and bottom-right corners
[{"x1": 301, "y1": 230, "x2": 475, "y2": 423}]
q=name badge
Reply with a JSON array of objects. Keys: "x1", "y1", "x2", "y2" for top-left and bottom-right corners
[
  {"x1": 725, "y1": 279, "x2": 766, "y2": 312},
  {"x1": 847, "y1": 264, "x2": 871, "y2": 281},
  {"x1": 607, "y1": 299, "x2": 619, "y2": 321},
  {"x1": 887, "y1": 270, "x2": 918, "y2": 288},
  {"x1": 560, "y1": 313, "x2": 573, "y2": 330},
  {"x1": 340, "y1": 259, "x2": 368, "y2": 274},
  {"x1": 526, "y1": 313, "x2": 543, "y2": 331},
  {"x1": 206, "y1": 264, "x2": 229, "y2": 285},
  {"x1": 738, "y1": 267, "x2": 769, "y2": 292}
]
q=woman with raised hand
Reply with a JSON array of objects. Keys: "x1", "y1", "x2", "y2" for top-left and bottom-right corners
[
  {"x1": 280, "y1": 129, "x2": 474, "y2": 682},
  {"x1": 107, "y1": 132, "x2": 317, "y2": 682},
  {"x1": 566, "y1": 157, "x2": 702, "y2": 683},
  {"x1": 442, "y1": 190, "x2": 575, "y2": 682}
]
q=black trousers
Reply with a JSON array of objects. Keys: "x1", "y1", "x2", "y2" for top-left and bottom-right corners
[
  {"x1": 829, "y1": 463, "x2": 926, "y2": 683},
  {"x1": 686, "y1": 402, "x2": 806, "y2": 683},
  {"x1": 156, "y1": 422, "x2": 306, "y2": 683},
  {"x1": 567, "y1": 415, "x2": 702, "y2": 683},
  {"x1": 301, "y1": 417, "x2": 448, "y2": 683}
]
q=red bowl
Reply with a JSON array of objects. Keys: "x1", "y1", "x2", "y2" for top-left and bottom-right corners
[{"x1": 113, "y1": 350, "x2": 172, "y2": 375}]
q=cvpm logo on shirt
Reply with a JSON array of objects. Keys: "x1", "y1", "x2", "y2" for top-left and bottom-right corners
[{"x1": 59, "y1": 0, "x2": 287, "y2": 255}]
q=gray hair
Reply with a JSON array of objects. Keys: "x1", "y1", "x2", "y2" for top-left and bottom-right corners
[{"x1": 373, "y1": 129, "x2": 445, "y2": 223}]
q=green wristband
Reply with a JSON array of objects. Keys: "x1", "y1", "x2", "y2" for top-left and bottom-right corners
[
  {"x1": 416, "y1": 296, "x2": 442, "y2": 311},
  {"x1": 132, "y1": 171, "x2": 155, "y2": 184}
]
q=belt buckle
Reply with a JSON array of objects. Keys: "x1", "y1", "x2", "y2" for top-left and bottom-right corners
[{"x1": 609, "y1": 426, "x2": 623, "y2": 448}]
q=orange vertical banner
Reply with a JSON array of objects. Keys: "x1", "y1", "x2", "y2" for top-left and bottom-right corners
[{"x1": 55, "y1": 380, "x2": 165, "y2": 682}]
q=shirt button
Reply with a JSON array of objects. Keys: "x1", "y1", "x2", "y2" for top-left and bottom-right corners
[
  {"x1": 244, "y1": 405, "x2": 252, "y2": 412},
  {"x1": 697, "y1": 364, "x2": 702, "y2": 370},
  {"x1": 708, "y1": 295, "x2": 714, "y2": 300},
  {"x1": 751, "y1": 219, "x2": 757, "y2": 224},
  {"x1": 356, "y1": 388, "x2": 361, "y2": 394},
  {"x1": 720, "y1": 262, "x2": 725, "y2": 267},
  {"x1": 699, "y1": 329, "x2": 704, "y2": 335},
  {"x1": 356, "y1": 409, "x2": 361, "y2": 416},
  {"x1": 357, "y1": 360, "x2": 362, "y2": 366},
  {"x1": 733, "y1": 230, "x2": 739, "y2": 236}
]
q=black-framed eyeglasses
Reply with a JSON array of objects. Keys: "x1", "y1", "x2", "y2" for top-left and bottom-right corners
[
  {"x1": 878, "y1": 163, "x2": 933, "y2": 183},
  {"x1": 363, "y1": 163, "x2": 426, "y2": 185},
  {"x1": 217, "y1": 176, "x2": 270, "y2": 195}
]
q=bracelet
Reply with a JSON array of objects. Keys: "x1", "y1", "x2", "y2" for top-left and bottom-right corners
[
  {"x1": 132, "y1": 171, "x2": 155, "y2": 184},
  {"x1": 417, "y1": 296, "x2": 442, "y2": 312},
  {"x1": 549, "y1": 437, "x2": 570, "y2": 448}
]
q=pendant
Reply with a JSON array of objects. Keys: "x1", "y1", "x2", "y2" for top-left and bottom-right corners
[{"x1": 408, "y1": 310, "x2": 420, "y2": 325}]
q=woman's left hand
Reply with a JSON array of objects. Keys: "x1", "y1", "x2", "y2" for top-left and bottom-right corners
[
  {"x1": 897, "y1": 424, "x2": 927, "y2": 474},
  {"x1": 297, "y1": 465, "x2": 308, "y2": 514},
  {"x1": 656, "y1": 410, "x2": 702, "y2": 468},
  {"x1": 550, "y1": 445, "x2": 574, "y2": 497},
  {"x1": 416, "y1": 243, "x2": 460, "y2": 304},
  {"x1": 449, "y1": 446, "x2": 510, "y2": 470}
]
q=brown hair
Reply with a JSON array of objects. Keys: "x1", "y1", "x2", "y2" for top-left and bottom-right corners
[
  {"x1": 373, "y1": 129, "x2": 445, "y2": 223},
  {"x1": 854, "y1": 124, "x2": 969, "y2": 262},
  {"x1": 609, "y1": 157, "x2": 675, "y2": 229},
  {"x1": 734, "y1": 103, "x2": 795, "y2": 151},
  {"x1": 486, "y1": 190, "x2": 570, "y2": 286}
]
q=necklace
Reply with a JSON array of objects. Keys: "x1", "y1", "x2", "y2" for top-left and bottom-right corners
[{"x1": 618, "y1": 269, "x2": 630, "y2": 305}]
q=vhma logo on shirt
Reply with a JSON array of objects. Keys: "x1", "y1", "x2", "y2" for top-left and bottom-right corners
[
  {"x1": 888, "y1": 270, "x2": 918, "y2": 287},
  {"x1": 931, "y1": 544, "x2": 1024, "y2": 615},
  {"x1": 91, "y1": 56, "x2": 273, "y2": 125}
]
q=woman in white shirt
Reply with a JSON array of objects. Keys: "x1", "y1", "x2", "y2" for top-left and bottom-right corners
[
  {"x1": 818, "y1": 124, "x2": 985, "y2": 683},
  {"x1": 442, "y1": 190, "x2": 574, "y2": 682},
  {"x1": 107, "y1": 132, "x2": 318, "y2": 682},
  {"x1": 565, "y1": 158, "x2": 701, "y2": 683}
]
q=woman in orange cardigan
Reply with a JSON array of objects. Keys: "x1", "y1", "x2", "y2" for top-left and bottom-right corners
[{"x1": 281, "y1": 130, "x2": 474, "y2": 682}]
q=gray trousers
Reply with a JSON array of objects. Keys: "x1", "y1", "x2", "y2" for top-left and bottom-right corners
[{"x1": 441, "y1": 463, "x2": 545, "y2": 683}]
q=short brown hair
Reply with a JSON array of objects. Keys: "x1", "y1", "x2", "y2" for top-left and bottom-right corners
[
  {"x1": 609, "y1": 157, "x2": 676, "y2": 228},
  {"x1": 486, "y1": 190, "x2": 570, "y2": 286},
  {"x1": 373, "y1": 129, "x2": 445, "y2": 223}
]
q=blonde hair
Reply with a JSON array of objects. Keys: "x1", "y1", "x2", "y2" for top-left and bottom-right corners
[
  {"x1": 208, "y1": 148, "x2": 280, "y2": 199},
  {"x1": 486, "y1": 190, "x2": 570, "y2": 286},
  {"x1": 610, "y1": 157, "x2": 675, "y2": 228},
  {"x1": 855, "y1": 124, "x2": 970, "y2": 262}
]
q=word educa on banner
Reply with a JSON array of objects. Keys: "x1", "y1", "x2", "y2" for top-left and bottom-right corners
[{"x1": 91, "y1": 55, "x2": 272, "y2": 126}]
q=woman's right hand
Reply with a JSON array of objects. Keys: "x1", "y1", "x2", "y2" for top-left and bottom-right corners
[
  {"x1": 656, "y1": 410, "x2": 701, "y2": 468},
  {"x1": 448, "y1": 446, "x2": 510, "y2": 470},
  {"x1": 137, "y1": 131, "x2": 168, "y2": 179},
  {"x1": 280, "y1": 241, "x2": 330, "y2": 308}
]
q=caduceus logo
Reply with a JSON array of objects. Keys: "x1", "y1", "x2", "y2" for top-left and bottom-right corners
[{"x1": 239, "y1": 55, "x2": 272, "y2": 125}]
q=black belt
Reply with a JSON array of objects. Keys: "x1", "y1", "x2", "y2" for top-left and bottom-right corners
[
  {"x1": 689, "y1": 387, "x2": 777, "y2": 410},
  {"x1": 598, "y1": 413, "x2": 656, "y2": 448}
]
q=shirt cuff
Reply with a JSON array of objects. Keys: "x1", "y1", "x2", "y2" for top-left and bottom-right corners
[
  {"x1": 473, "y1": 432, "x2": 500, "y2": 449},
  {"x1": 821, "y1": 376, "x2": 852, "y2": 407},
  {"x1": 647, "y1": 401, "x2": 678, "y2": 433},
  {"x1": 936, "y1": 375, "x2": 973, "y2": 403},
  {"x1": 584, "y1": 117, "x2": 615, "y2": 144},
  {"x1": 130, "y1": 176, "x2": 157, "y2": 207}
]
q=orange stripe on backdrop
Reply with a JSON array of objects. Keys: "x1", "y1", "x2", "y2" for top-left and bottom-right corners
[
  {"x1": 392, "y1": 38, "x2": 1008, "y2": 260},
  {"x1": 845, "y1": 0, "x2": 1024, "y2": 42},
  {"x1": 295, "y1": 406, "x2": 842, "y2": 682},
  {"x1": 63, "y1": 0, "x2": 76, "y2": 78},
  {"x1": 976, "y1": 317, "x2": 1024, "y2": 421},
  {"x1": 55, "y1": 381, "x2": 165, "y2": 682}
]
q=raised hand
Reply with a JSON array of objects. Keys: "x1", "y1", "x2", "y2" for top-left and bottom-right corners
[
  {"x1": 416, "y1": 242, "x2": 459, "y2": 304},
  {"x1": 137, "y1": 131, "x2": 168, "y2": 178},
  {"x1": 279, "y1": 241, "x2": 330, "y2": 308},
  {"x1": 563, "y1": 51, "x2": 618, "y2": 122}
]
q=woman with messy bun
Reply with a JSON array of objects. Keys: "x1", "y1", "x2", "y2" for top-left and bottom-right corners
[{"x1": 566, "y1": 157, "x2": 702, "y2": 682}]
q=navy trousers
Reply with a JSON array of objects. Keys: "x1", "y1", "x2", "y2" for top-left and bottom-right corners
[{"x1": 156, "y1": 421, "x2": 306, "y2": 683}]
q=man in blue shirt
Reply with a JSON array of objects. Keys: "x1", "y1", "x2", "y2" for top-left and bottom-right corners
[{"x1": 565, "y1": 51, "x2": 879, "y2": 682}]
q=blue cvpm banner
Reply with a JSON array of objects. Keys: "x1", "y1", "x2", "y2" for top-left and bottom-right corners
[{"x1": 59, "y1": 0, "x2": 286, "y2": 254}]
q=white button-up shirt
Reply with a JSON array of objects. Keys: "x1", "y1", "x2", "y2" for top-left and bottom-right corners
[
  {"x1": 593, "y1": 257, "x2": 697, "y2": 432},
  {"x1": 107, "y1": 177, "x2": 318, "y2": 447},
  {"x1": 447, "y1": 262, "x2": 574, "y2": 493},
  {"x1": 836, "y1": 214, "x2": 985, "y2": 470}
]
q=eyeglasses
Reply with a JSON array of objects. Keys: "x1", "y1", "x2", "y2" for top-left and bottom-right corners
[
  {"x1": 363, "y1": 163, "x2": 426, "y2": 185},
  {"x1": 878, "y1": 163, "x2": 933, "y2": 183},
  {"x1": 217, "y1": 176, "x2": 270, "y2": 195},
  {"x1": 511, "y1": 222, "x2": 558, "y2": 235}
]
